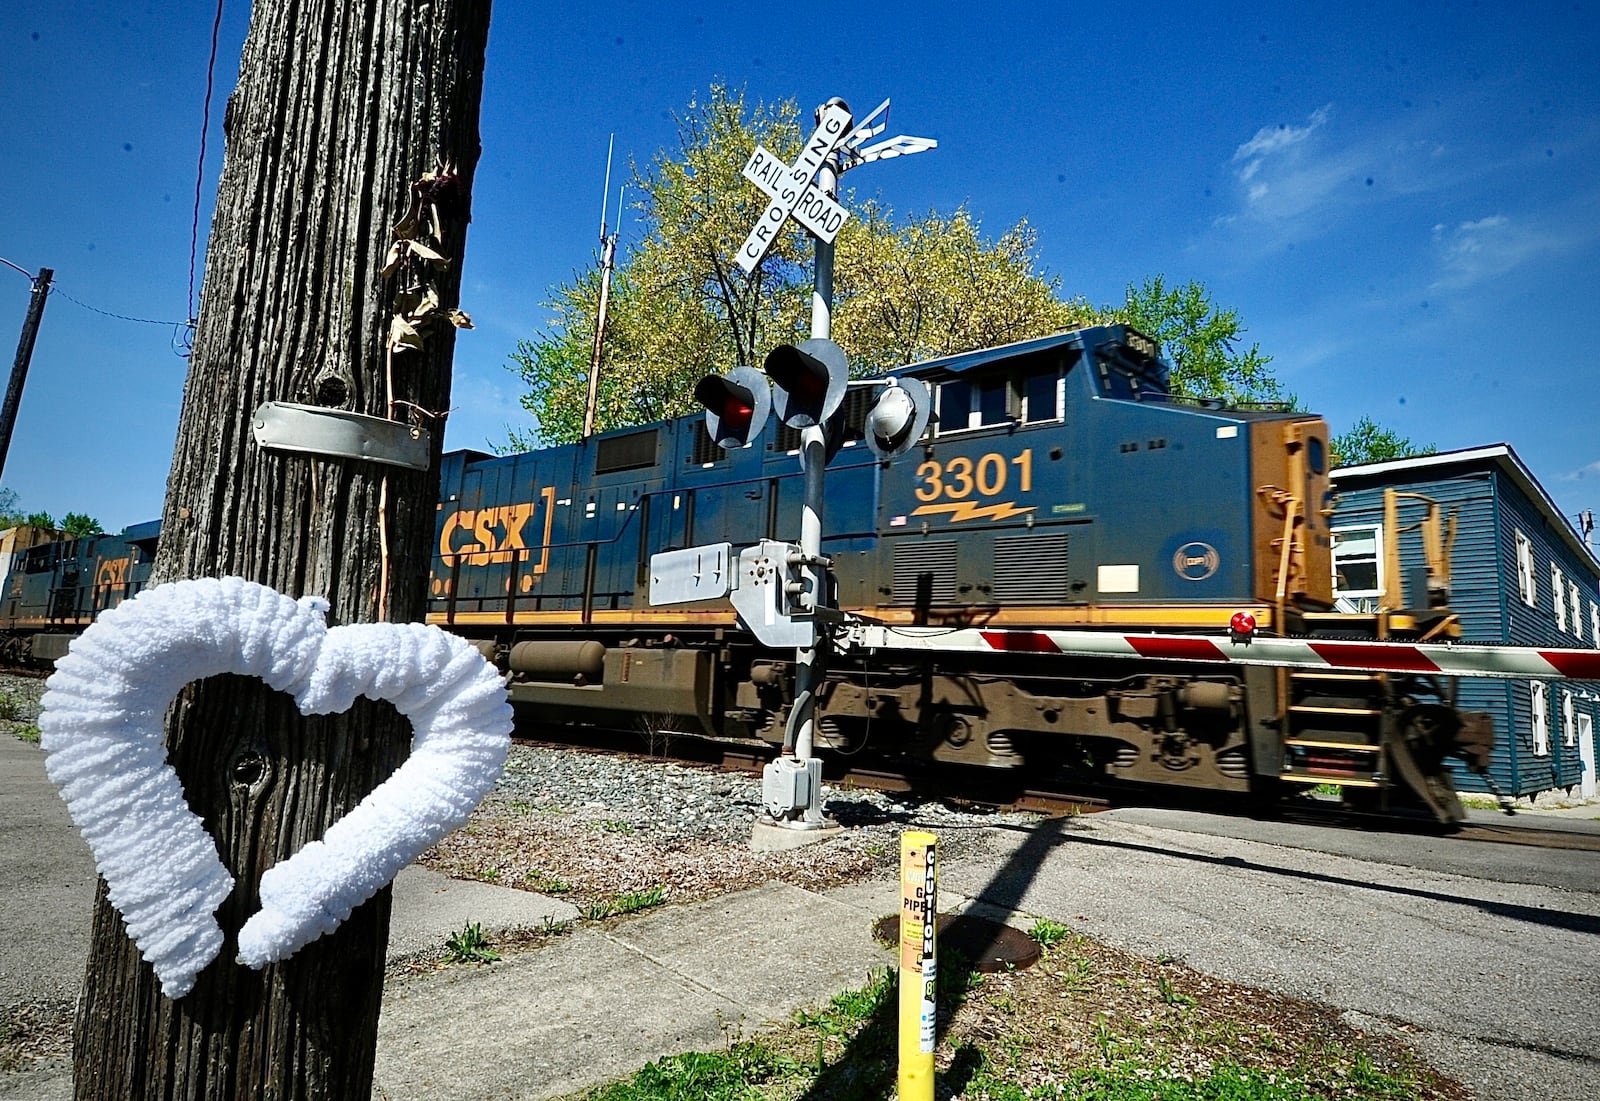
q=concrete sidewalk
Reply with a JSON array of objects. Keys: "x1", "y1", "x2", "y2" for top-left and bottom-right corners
[{"x1": 375, "y1": 879, "x2": 900, "y2": 1100}]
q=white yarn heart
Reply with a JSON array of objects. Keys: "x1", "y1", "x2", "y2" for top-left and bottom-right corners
[{"x1": 37, "y1": 576, "x2": 512, "y2": 998}]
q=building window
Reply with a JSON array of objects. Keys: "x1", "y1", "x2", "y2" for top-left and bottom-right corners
[
  {"x1": 1531, "y1": 680, "x2": 1550, "y2": 757},
  {"x1": 1591, "y1": 600, "x2": 1599, "y2": 650},
  {"x1": 1515, "y1": 530, "x2": 1536, "y2": 606},
  {"x1": 1562, "y1": 690, "x2": 1577, "y2": 747},
  {"x1": 1569, "y1": 580, "x2": 1583, "y2": 641},
  {"x1": 1552, "y1": 563, "x2": 1567, "y2": 631},
  {"x1": 1331, "y1": 525, "x2": 1382, "y2": 598}
]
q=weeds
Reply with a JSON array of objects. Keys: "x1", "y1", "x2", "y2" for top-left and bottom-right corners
[
  {"x1": 443, "y1": 922, "x2": 500, "y2": 964},
  {"x1": 580, "y1": 884, "x2": 667, "y2": 920},
  {"x1": 0, "y1": 690, "x2": 26, "y2": 723},
  {"x1": 1158, "y1": 973, "x2": 1196, "y2": 1007},
  {"x1": 12, "y1": 723, "x2": 39, "y2": 744},
  {"x1": 524, "y1": 869, "x2": 574, "y2": 894},
  {"x1": 1030, "y1": 917, "x2": 1071, "y2": 947}
]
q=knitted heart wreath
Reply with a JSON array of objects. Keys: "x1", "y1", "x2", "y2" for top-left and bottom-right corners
[{"x1": 38, "y1": 576, "x2": 512, "y2": 998}]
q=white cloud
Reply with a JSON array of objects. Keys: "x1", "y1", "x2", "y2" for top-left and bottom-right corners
[
  {"x1": 1232, "y1": 105, "x2": 1332, "y2": 166},
  {"x1": 1430, "y1": 213, "x2": 1559, "y2": 289},
  {"x1": 1563, "y1": 459, "x2": 1600, "y2": 483}
]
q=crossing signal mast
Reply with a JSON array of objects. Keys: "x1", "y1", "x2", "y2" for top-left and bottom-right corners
[{"x1": 656, "y1": 95, "x2": 937, "y2": 841}]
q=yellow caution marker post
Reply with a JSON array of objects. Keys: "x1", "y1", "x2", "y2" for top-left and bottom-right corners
[{"x1": 898, "y1": 830, "x2": 937, "y2": 1100}]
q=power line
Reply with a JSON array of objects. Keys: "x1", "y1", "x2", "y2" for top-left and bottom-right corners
[
  {"x1": 48, "y1": 286, "x2": 189, "y2": 328},
  {"x1": 189, "y1": 0, "x2": 227, "y2": 321}
]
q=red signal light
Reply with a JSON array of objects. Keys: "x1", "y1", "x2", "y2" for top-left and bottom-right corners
[
  {"x1": 1228, "y1": 611, "x2": 1257, "y2": 644},
  {"x1": 694, "y1": 367, "x2": 771, "y2": 450}
]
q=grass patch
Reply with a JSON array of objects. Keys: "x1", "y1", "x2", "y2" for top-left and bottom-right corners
[
  {"x1": 12, "y1": 723, "x2": 40, "y2": 744},
  {"x1": 567, "y1": 930, "x2": 1466, "y2": 1101},
  {"x1": 443, "y1": 922, "x2": 500, "y2": 964}
]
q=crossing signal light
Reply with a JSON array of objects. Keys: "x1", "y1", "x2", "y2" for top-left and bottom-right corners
[
  {"x1": 694, "y1": 365, "x2": 771, "y2": 450},
  {"x1": 764, "y1": 338, "x2": 848, "y2": 429},
  {"x1": 863, "y1": 376, "x2": 932, "y2": 459}
]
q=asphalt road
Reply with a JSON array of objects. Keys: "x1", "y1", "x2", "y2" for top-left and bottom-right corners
[{"x1": 941, "y1": 804, "x2": 1600, "y2": 1101}]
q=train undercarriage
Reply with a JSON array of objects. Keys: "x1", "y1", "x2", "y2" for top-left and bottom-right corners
[{"x1": 476, "y1": 607, "x2": 1495, "y2": 824}]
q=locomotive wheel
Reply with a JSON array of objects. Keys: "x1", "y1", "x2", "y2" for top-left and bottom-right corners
[{"x1": 1387, "y1": 705, "x2": 1466, "y2": 825}]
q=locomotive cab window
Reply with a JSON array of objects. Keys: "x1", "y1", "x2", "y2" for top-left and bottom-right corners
[
  {"x1": 936, "y1": 374, "x2": 1013, "y2": 434},
  {"x1": 1022, "y1": 371, "x2": 1062, "y2": 424}
]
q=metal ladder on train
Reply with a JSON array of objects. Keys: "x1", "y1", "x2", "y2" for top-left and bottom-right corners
[{"x1": 1282, "y1": 665, "x2": 1389, "y2": 792}]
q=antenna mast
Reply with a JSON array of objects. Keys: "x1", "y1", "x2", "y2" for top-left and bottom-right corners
[{"x1": 582, "y1": 135, "x2": 621, "y2": 441}]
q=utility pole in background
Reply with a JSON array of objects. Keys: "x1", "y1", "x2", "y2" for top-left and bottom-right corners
[
  {"x1": 581, "y1": 136, "x2": 621, "y2": 441},
  {"x1": 0, "y1": 266, "x2": 52, "y2": 484},
  {"x1": 70, "y1": 1, "x2": 490, "y2": 1098}
]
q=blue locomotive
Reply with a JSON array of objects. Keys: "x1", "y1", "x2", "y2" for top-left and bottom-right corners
[
  {"x1": 427, "y1": 324, "x2": 1489, "y2": 820},
  {"x1": 0, "y1": 520, "x2": 160, "y2": 664}
]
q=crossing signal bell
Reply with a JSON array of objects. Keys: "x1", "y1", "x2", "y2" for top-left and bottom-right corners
[
  {"x1": 764, "y1": 338, "x2": 848, "y2": 429},
  {"x1": 694, "y1": 365, "x2": 771, "y2": 450},
  {"x1": 863, "y1": 376, "x2": 931, "y2": 459}
]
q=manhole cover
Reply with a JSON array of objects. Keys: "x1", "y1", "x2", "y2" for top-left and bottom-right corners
[{"x1": 871, "y1": 913, "x2": 1040, "y2": 973}]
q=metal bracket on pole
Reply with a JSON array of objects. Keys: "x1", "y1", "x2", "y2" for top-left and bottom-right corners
[{"x1": 251, "y1": 401, "x2": 430, "y2": 470}]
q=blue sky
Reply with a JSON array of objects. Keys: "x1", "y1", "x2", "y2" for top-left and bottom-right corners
[{"x1": 1, "y1": 1, "x2": 1596, "y2": 535}]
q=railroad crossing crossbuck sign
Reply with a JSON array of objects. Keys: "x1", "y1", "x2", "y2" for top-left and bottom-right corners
[{"x1": 736, "y1": 101, "x2": 853, "y2": 273}]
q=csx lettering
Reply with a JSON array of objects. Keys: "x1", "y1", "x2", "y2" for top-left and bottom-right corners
[
  {"x1": 440, "y1": 503, "x2": 536, "y2": 567},
  {"x1": 95, "y1": 556, "x2": 134, "y2": 590}
]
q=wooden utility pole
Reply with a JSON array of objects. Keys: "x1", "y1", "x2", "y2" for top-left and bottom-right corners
[
  {"x1": 0, "y1": 266, "x2": 52, "y2": 484},
  {"x1": 70, "y1": 1, "x2": 491, "y2": 1098}
]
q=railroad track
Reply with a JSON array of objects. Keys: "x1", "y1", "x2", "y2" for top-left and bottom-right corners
[{"x1": 515, "y1": 718, "x2": 1600, "y2": 851}]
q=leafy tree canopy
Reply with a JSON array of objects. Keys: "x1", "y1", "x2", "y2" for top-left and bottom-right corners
[
  {"x1": 1330, "y1": 415, "x2": 1437, "y2": 467},
  {"x1": 61, "y1": 512, "x2": 104, "y2": 538},
  {"x1": 1111, "y1": 275, "x2": 1290, "y2": 406},
  {"x1": 507, "y1": 85, "x2": 1092, "y2": 447},
  {"x1": 0, "y1": 492, "x2": 104, "y2": 536}
]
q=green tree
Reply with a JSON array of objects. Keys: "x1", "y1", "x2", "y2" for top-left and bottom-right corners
[
  {"x1": 508, "y1": 85, "x2": 1091, "y2": 446},
  {"x1": 60, "y1": 512, "x2": 103, "y2": 538},
  {"x1": 1112, "y1": 275, "x2": 1289, "y2": 405},
  {"x1": 1330, "y1": 415, "x2": 1437, "y2": 467},
  {"x1": 23, "y1": 510, "x2": 54, "y2": 530},
  {"x1": 832, "y1": 203, "x2": 1094, "y2": 377}
]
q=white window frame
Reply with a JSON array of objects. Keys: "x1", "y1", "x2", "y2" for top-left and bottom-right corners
[
  {"x1": 1552, "y1": 563, "x2": 1567, "y2": 631},
  {"x1": 1562, "y1": 689, "x2": 1577, "y2": 747},
  {"x1": 1330, "y1": 523, "x2": 1384, "y2": 600},
  {"x1": 1591, "y1": 600, "x2": 1599, "y2": 650},
  {"x1": 1569, "y1": 580, "x2": 1583, "y2": 641},
  {"x1": 1531, "y1": 680, "x2": 1550, "y2": 757},
  {"x1": 1515, "y1": 530, "x2": 1536, "y2": 607}
]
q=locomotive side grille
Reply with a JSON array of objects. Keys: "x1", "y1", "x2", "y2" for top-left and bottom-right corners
[
  {"x1": 992, "y1": 533, "x2": 1070, "y2": 603},
  {"x1": 595, "y1": 428, "x2": 659, "y2": 475},
  {"x1": 891, "y1": 540, "x2": 958, "y2": 605}
]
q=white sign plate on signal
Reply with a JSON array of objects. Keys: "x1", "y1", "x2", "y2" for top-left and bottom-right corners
[
  {"x1": 736, "y1": 101, "x2": 853, "y2": 273},
  {"x1": 742, "y1": 145, "x2": 849, "y2": 244}
]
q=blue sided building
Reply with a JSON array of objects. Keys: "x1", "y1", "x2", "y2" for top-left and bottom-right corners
[{"x1": 1331, "y1": 445, "x2": 1600, "y2": 800}]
